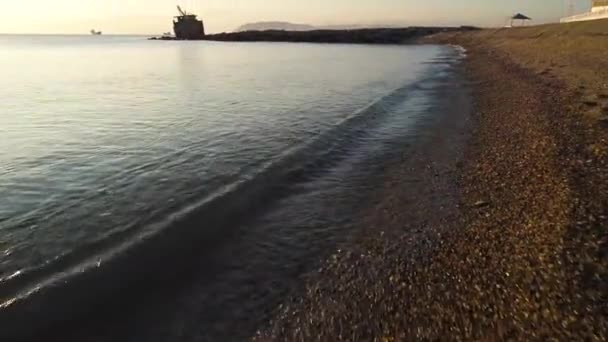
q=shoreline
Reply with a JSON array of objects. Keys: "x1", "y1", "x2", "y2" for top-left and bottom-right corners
[
  {"x1": 256, "y1": 23, "x2": 608, "y2": 340},
  {"x1": 256, "y1": 52, "x2": 476, "y2": 340}
]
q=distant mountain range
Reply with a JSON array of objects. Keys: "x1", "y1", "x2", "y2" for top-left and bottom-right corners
[
  {"x1": 236, "y1": 22, "x2": 315, "y2": 32},
  {"x1": 235, "y1": 21, "x2": 399, "y2": 32}
]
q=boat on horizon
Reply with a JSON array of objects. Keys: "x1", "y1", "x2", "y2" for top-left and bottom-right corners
[{"x1": 90, "y1": 29, "x2": 102, "y2": 35}]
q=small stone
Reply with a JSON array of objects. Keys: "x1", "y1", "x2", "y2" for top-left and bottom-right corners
[
  {"x1": 473, "y1": 200, "x2": 490, "y2": 208},
  {"x1": 582, "y1": 100, "x2": 598, "y2": 107}
]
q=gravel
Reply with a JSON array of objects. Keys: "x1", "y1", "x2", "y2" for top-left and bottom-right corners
[{"x1": 254, "y1": 41, "x2": 608, "y2": 341}]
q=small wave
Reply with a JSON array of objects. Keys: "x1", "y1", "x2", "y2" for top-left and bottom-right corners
[{"x1": 449, "y1": 44, "x2": 468, "y2": 58}]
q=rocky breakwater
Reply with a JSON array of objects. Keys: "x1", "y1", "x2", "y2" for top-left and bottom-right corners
[{"x1": 150, "y1": 26, "x2": 478, "y2": 43}]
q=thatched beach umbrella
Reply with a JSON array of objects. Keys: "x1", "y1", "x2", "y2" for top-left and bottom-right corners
[{"x1": 511, "y1": 13, "x2": 532, "y2": 26}]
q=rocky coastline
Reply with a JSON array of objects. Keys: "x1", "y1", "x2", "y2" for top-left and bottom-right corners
[{"x1": 150, "y1": 26, "x2": 478, "y2": 44}]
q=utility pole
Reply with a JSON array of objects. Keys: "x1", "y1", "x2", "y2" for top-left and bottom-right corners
[{"x1": 568, "y1": 0, "x2": 575, "y2": 16}]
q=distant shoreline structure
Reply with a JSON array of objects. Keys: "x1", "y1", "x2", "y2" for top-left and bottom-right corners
[
  {"x1": 153, "y1": 6, "x2": 477, "y2": 43},
  {"x1": 561, "y1": 0, "x2": 608, "y2": 23}
]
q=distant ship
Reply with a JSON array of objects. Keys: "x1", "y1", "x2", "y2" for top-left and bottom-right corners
[{"x1": 90, "y1": 29, "x2": 102, "y2": 35}]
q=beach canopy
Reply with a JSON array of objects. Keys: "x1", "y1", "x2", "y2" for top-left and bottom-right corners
[
  {"x1": 512, "y1": 13, "x2": 531, "y2": 20},
  {"x1": 509, "y1": 13, "x2": 532, "y2": 27}
]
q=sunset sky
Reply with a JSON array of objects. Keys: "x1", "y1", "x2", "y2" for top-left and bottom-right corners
[{"x1": 0, "y1": 0, "x2": 593, "y2": 34}]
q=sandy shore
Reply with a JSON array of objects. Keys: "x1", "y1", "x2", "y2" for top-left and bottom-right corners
[{"x1": 255, "y1": 23, "x2": 608, "y2": 340}]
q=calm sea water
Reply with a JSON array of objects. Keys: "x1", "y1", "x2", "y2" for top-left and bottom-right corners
[{"x1": 0, "y1": 35, "x2": 462, "y2": 340}]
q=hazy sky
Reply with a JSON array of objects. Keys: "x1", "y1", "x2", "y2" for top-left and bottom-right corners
[{"x1": 0, "y1": 0, "x2": 593, "y2": 34}]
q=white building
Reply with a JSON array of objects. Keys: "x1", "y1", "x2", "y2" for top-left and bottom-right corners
[{"x1": 561, "y1": 0, "x2": 608, "y2": 23}]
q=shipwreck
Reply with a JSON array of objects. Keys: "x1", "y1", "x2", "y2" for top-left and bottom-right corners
[{"x1": 173, "y1": 6, "x2": 205, "y2": 40}]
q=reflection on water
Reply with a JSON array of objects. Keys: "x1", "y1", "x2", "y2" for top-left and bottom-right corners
[{"x1": 0, "y1": 36, "x2": 440, "y2": 278}]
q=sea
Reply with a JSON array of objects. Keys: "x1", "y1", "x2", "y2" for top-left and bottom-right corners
[{"x1": 0, "y1": 35, "x2": 464, "y2": 340}]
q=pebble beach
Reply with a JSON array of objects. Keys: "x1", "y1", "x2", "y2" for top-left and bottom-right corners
[{"x1": 255, "y1": 21, "x2": 608, "y2": 340}]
